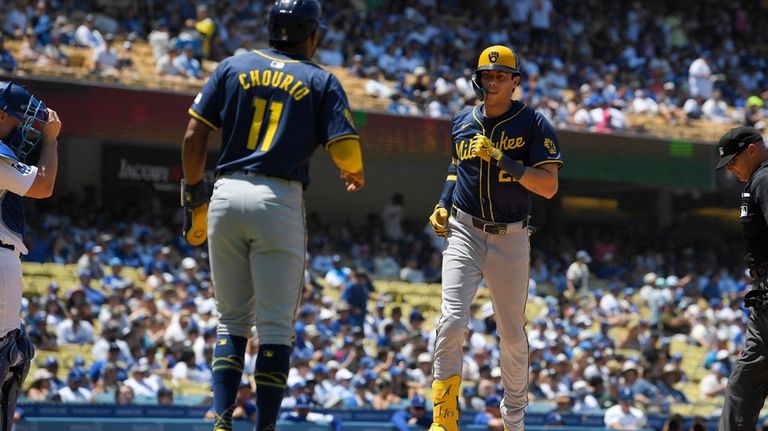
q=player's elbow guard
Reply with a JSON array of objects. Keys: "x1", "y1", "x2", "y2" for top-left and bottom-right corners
[{"x1": 328, "y1": 138, "x2": 363, "y2": 174}]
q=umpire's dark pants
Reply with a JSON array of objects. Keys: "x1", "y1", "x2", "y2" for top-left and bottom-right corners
[{"x1": 720, "y1": 275, "x2": 768, "y2": 431}]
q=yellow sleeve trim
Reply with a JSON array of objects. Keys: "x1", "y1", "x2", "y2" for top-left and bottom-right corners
[
  {"x1": 325, "y1": 134, "x2": 360, "y2": 149},
  {"x1": 532, "y1": 160, "x2": 564, "y2": 168},
  {"x1": 327, "y1": 137, "x2": 363, "y2": 173},
  {"x1": 188, "y1": 109, "x2": 219, "y2": 130},
  {"x1": 446, "y1": 175, "x2": 457, "y2": 181}
]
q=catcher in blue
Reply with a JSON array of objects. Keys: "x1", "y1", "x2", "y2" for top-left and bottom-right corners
[
  {"x1": 181, "y1": 1, "x2": 364, "y2": 430},
  {"x1": 428, "y1": 45, "x2": 562, "y2": 431},
  {"x1": 0, "y1": 81, "x2": 61, "y2": 430}
]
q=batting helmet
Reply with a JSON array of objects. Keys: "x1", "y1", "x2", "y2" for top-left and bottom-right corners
[
  {"x1": 268, "y1": 0, "x2": 323, "y2": 44},
  {"x1": 471, "y1": 45, "x2": 521, "y2": 101},
  {"x1": 0, "y1": 81, "x2": 46, "y2": 162}
]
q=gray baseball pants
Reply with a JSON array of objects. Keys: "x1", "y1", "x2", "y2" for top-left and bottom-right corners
[
  {"x1": 207, "y1": 172, "x2": 306, "y2": 345},
  {"x1": 433, "y1": 206, "x2": 530, "y2": 430}
]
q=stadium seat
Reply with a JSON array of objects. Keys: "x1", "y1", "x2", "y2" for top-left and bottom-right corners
[{"x1": 172, "y1": 380, "x2": 211, "y2": 397}]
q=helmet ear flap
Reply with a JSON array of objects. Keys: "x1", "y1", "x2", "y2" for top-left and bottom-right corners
[{"x1": 471, "y1": 73, "x2": 485, "y2": 102}]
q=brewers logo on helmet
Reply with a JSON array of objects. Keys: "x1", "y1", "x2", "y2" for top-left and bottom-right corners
[{"x1": 471, "y1": 45, "x2": 521, "y2": 101}]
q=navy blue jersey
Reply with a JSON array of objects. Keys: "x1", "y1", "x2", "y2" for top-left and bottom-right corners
[
  {"x1": 450, "y1": 102, "x2": 562, "y2": 223},
  {"x1": 189, "y1": 49, "x2": 358, "y2": 186}
]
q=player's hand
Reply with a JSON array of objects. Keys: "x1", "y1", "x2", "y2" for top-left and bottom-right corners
[
  {"x1": 42, "y1": 108, "x2": 62, "y2": 141},
  {"x1": 470, "y1": 133, "x2": 502, "y2": 162},
  {"x1": 341, "y1": 169, "x2": 365, "y2": 192},
  {"x1": 429, "y1": 205, "x2": 449, "y2": 237}
]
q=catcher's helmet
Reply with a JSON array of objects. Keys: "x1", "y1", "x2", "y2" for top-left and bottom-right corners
[
  {"x1": 268, "y1": 0, "x2": 323, "y2": 44},
  {"x1": 471, "y1": 45, "x2": 521, "y2": 101},
  {"x1": 0, "y1": 81, "x2": 46, "y2": 162}
]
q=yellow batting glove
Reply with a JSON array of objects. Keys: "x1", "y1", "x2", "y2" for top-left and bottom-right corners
[
  {"x1": 181, "y1": 179, "x2": 209, "y2": 246},
  {"x1": 429, "y1": 205, "x2": 449, "y2": 237},
  {"x1": 470, "y1": 134, "x2": 502, "y2": 162}
]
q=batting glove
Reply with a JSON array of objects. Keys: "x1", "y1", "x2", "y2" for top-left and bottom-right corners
[
  {"x1": 181, "y1": 179, "x2": 209, "y2": 246},
  {"x1": 470, "y1": 134, "x2": 502, "y2": 162},
  {"x1": 429, "y1": 205, "x2": 449, "y2": 237}
]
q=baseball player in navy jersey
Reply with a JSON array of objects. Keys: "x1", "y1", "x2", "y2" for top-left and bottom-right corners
[
  {"x1": 427, "y1": 45, "x2": 562, "y2": 431},
  {"x1": 0, "y1": 81, "x2": 61, "y2": 430},
  {"x1": 181, "y1": 1, "x2": 364, "y2": 430}
]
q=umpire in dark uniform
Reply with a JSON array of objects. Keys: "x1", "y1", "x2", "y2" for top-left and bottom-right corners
[{"x1": 716, "y1": 126, "x2": 768, "y2": 431}]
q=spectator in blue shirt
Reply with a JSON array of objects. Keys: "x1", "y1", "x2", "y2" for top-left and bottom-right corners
[
  {"x1": 391, "y1": 394, "x2": 431, "y2": 431},
  {"x1": 330, "y1": 302, "x2": 354, "y2": 335},
  {"x1": 341, "y1": 270, "x2": 374, "y2": 328},
  {"x1": 88, "y1": 343, "x2": 128, "y2": 383},
  {"x1": 621, "y1": 361, "x2": 663, "y2": 409},
  {"x1": 173, "y1": 46, "x2": 202, "y2": 79},
  {"x1": 117, "y1": 238, "x2": 143, "y2": 268},
  {"x1": 325, "y1": 254, "x2": 352, "y2": 288},
  {"x1": 77, "y1": 269, "x2": 108, "y2": 314},
  {"x1": 656, "y1": 363, "x2": 688, "y2": 404},
  {"x1": 102, "y1": 257, "x2": 133, "y2": 291},
  {"x1": 32, "y1": 1, "x2": 52, "y2": 46},
  {"x1": 473, "y1": 394, "x2": 504, "y2": 430},
  {"x1": 143, "y1": 247, "x2": 172, "y2": 276},
  {"x1": 701, "y1": 274, "x2": 722, "y2": 301},
  {"x1": 281, "y1": 394, "x2": 342, "y2": 431},
  {"x1": 292, "y1": 326, "x2": 315, "y2": 362},
  {"x1": 44, "y1": 356, "x2": 66, "y2": 393}
]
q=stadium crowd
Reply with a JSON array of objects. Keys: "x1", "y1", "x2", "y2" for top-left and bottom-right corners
[
  {"x1": 8, "y1": 188, "x2": 749, "y2": 429},
  {"x1": 1, "y1": 0, "x2": 763, "y2": 427},
  {"x1": 1, "y1": 0, "x2": 768, "y2": 133}
]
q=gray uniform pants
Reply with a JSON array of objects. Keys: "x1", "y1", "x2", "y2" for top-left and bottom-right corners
[
  {"x1": 433, "y1": 207, "x2": 530, "y2": 430},
  {"x1": 207, "y1": 172, "x2": 306, "y2": 345}
]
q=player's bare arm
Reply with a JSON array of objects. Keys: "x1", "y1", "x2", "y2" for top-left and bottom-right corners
[
  {"x1": 182, "y1": 118, "x2": 210, "y2": 184},
  {"x1": 517, "y1": 162, "x2": 559, "y2": 199},
  {"x1": 429, "y1": 160, "x2": 457, "y2": 237},
  {"x1": 181, "y1": 118, "x2": 211, "y2": 246},
  {"x1": 25, "y1": 108, "x2": 61, "y2": 199}
]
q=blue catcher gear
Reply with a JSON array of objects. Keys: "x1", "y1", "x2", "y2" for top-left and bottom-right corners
[
  {"x1": 471, "y1": 45, "x2": 521, "y2": 101},
  {"x1": 0, "y1": 324, "x2": 34, "y2": 430},
  {"x1": 268, "y1": 0, "x2": 323, "y2": 44},
  {"x1": 0, "y1": 81, "x2": 47, "y2": 162}
]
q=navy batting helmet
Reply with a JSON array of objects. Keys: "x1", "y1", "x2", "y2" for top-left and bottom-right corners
[
  {"x1": 0, "y1": 81, "x2": 46, "y2": 162},
  {"x1": 268, "y1": 0, "x2": 323, "y2": 44}
]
